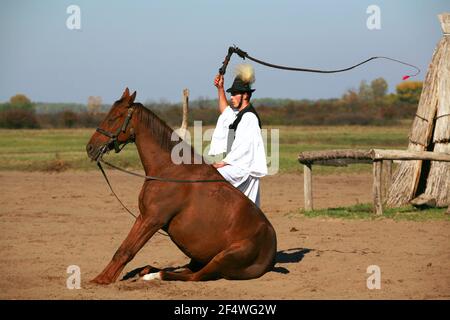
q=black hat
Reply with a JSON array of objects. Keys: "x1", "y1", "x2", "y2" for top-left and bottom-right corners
[
  {"x1": 226, "y1": 64, "x2": 256, "y2": 94},
  {"x1": 226, "y1": 77, "x2": 256, "y2": 94}
]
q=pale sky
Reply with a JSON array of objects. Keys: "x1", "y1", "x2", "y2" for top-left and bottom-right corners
[{"x1": 1, "y1": 0, "x2": 448, "y2": 104}]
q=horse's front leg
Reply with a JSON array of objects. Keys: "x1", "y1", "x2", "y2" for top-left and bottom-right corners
[{"x1": 90, "y1": 214, "x2": 164, "y2": 285}]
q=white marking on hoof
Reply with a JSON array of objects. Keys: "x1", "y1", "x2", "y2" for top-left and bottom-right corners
[{"x1": 142, "y1": 272, "x2": 161, "y2": 281}]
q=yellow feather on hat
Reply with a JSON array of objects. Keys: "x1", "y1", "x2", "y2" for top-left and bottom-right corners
[{"x1": 234, "y1": 63, "x2": 255, "y2": 84}]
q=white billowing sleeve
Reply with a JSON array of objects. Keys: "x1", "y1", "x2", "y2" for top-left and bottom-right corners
[
  {"x1": 223, "y1": 113, "x2": 268, "y2": 178},
  {"x1": 208, "y1": 106, "x2": 236, "y2": 156}
]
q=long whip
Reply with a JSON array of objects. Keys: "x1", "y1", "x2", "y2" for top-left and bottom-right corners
[{"x1": 219, "y1": 45, "x2": 420, "y2": 80}]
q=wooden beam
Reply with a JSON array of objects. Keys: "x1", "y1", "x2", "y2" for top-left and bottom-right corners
[
  {"x1": 309, "y1": 159, "x2": 373, "y2": 166},
  {"x1": 298, "y1": 149, "x2": 372, "y2": 165},
  {"x1": 371, "y1": 149, "x2": 450, "y2": 162},
  {"x1": 373, "y1": 161, "x2": 383, "y2": 215},
  {"x1": 298, "y1": 149, "x2": 450, "y2": 165},
  {"x1": 304, "y1": 164, "x2": 313, "y2": 211}
]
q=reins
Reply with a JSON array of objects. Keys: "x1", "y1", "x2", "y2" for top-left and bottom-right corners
[
  {"x1": 96, "y1": 159, "x2": 167, "y2": 237},
  {"x1": 99, "y1": 158, "x2": 227, "y2": 183},
  {"x1": 96, "y1": 159, "x2": 137, "y2": 219}
]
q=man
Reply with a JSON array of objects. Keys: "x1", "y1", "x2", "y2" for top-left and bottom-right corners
[{"x1": 209, "y1": 64, "x2": 267, "y2": 207}]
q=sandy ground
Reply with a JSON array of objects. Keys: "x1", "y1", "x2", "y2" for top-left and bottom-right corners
[{"x1": 0, "y1": 170, "x2": 449, "y2": 300}]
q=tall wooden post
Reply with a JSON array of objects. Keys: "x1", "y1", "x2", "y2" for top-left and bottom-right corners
[
  {"x1": 176, "y1": 88, "x2": 189, "y2": 140},
  {"x1": 304, "y1": 164, "x2": 313, "y2": 211},
  {"x1": 373, "y1": 161, "x2": 383, "y2": 215},
  {"x1": 381, "y1": 160, "x2": 393, "y2": 201}
]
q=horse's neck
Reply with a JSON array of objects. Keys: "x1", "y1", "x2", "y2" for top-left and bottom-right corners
[{"x1": 133, "y1": 119, "x2": 175, "y2": 176}]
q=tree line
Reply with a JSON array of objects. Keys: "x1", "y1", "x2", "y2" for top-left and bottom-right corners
[{"x1": 0, "y1": 78, "x2": 423, "y2": 129}]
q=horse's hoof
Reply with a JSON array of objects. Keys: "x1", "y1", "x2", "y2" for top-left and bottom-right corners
[
  {"x1": 142, "y1": 272, "x2": 161, "y2": 281},
  {"x1": 139, "y1": 265, "x2": 160, "y2": 276}
]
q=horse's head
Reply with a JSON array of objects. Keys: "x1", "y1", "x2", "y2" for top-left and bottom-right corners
[{"x1": 86, "y1": 87, "x2": 137, "y2": 161}]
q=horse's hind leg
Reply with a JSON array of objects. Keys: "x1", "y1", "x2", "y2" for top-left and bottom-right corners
[
  {"x1": 140, "y1": 259, "x2": 203, "y2": 279},
  {"x1": 145, "y1": 240, "x2": 259, "y2": 281},
  {"x1": 185, "y1": 259, "x2": 205, "y2": 272}
]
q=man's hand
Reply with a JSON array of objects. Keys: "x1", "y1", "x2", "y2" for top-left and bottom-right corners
[
  {"x1": 213, "y1": 161, "x2": 227, "y2": 169},
  {"x1": 214, "y1": 74, "x2": 224, "y2": 90}
]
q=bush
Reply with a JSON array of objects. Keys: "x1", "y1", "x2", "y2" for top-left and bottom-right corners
[
  {"x1": 0, "y1": 108, "x2": 40, "y2": 129},
  {"x1": 62, "y1": 110, "x2": 78, "y2": 128},
  {"x1": 77, "y1": 112, "x2": 106, "y2": 128},
  {"x1": 396, "y1": 81, "x2": 423, "y2": 104}
]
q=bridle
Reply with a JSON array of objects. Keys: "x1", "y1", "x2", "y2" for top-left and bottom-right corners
[
  {"x1": 96, "y1": 106, "x2": 135, "y2": 155},
  {"x1": 93, "y1": 103, "x2": 226, "y2": 224}
]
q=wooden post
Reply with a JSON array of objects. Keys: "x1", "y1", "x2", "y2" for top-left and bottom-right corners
[
  {"x1": 381, "y1": 160, "x2": 393, "y2": 200},
  {"x1": 304, "y1": 164, "x2": 313, "y2": 211},
  {"x1": 176, "y1": 88, "x2": 189, "y2": 140},
  {"x1": 447, "y1": 183, "x2": 450, "y2": 214},
  {"x1": 373, "y1": 161, "x2": 383, "y2": 215}
]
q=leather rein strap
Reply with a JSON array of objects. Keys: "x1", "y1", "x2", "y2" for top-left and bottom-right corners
[
  {"x1": 97, "y1": 160, "x2": 137, "y2": 219},
  {"x1": 98, "y1": 159, "x2": 227, "y2": 183}
]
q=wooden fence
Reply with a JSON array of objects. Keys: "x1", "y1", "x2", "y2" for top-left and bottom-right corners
[{"x1": 298, "y1": 149, "x2": 450, "y2": 215}]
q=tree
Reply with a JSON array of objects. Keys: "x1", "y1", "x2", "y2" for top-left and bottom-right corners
[
  {"x1": 341, "y1": 88, "x2": 359, "y2": 104},
  {"x1": 9, "y1": 94, "x2": 33, "y2": 110},
  {"x1": 0, "y1": 94, "x2": 38, "y2": 128},
  {"x1": 10, "y1": 94, "x2": 31, "y2": 105},
  {"x1": 371, "y1": 78, "x2": 388, "y2": 99},
  {"x1": 395, "y1": 81, "x2": 423, "y2": 104}
]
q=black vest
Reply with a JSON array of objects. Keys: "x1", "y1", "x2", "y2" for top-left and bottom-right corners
[{"x1": 226, "y1": 104, "x2": 262, "y2": 155}]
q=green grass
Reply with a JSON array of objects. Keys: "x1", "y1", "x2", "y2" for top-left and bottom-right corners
[
  {"x1": 0, "y1": 124, "x2": 411, "y2": 172},
  {"x1": 292, "y1": 203, "x2": 450, "y2": 221}
]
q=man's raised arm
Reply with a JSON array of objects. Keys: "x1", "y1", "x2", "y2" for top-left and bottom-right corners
[{"x1": 214, "y1": 74, "x2": 228, "y2": 113}]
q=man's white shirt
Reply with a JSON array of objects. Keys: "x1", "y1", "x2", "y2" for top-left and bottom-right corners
[{"x1": 208, "y1": 106, "x2": 268, "y2": 178}]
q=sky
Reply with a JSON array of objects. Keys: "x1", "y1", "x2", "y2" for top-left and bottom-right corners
[{"x1": 0, "y1": 0, "x2": 448, "y2": 104}]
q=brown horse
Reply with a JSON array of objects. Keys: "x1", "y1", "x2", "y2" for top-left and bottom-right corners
[{"x1": 86, "y1": 88, "x2": 277, "y2": 284}]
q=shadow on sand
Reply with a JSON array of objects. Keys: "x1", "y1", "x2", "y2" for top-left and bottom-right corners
[{"x1": 272, "y1": 247, "x2": 313, "y2": 274}]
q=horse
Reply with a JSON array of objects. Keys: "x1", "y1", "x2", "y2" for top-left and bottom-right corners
[{"x1": 86, "y1": 88, "x2": 277, "y2": 284}]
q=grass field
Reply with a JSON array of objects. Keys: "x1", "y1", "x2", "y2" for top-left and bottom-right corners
[
  {"x1": 294, "y1": 203, "x2": 450, "y2": 221},
  {"x1": 0, "y1": 123, "x2": 411, "y2": 173}
]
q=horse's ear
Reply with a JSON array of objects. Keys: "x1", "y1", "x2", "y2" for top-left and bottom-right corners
[
  {"x1": 130, "y1": 91, "x2": 137, "y2": 104},
  {"x1": 121, "y1": 87, "x2": 130, "y2": 99}
]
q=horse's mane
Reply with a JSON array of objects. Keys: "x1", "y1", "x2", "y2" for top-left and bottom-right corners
[{"x1": 133, "y1": 103, "x2": 199, "y2": 159}]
